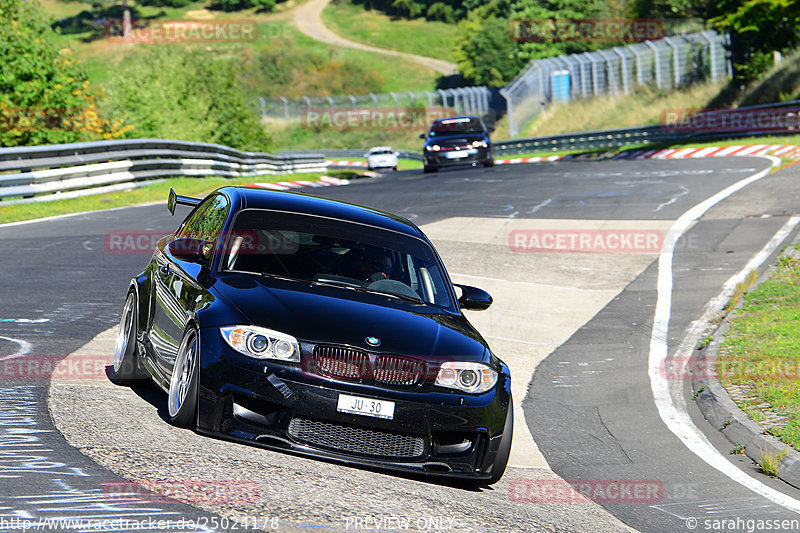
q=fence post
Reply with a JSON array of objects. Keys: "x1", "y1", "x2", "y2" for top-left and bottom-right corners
[
  {"x1": 598, "y1": 50, "x2": 617, "y2": 95},
  {"x1": 499, "y1": 87, "x2": 515, "y2": 139},
  {"x1": 629, "y1": 46, "x2": 644, "y2": 86},
  {"x1": 664, "y1": 37, "x2": 680, "y2": 86},
  {"x1": 700, "y1": 31, "x2": 717, "y2": 82},
  {"x1": 586, "y1": 52, "x2": 600, "y2": 96},
  {"x1": 437, "y1": 89, "x2": 448, "y2": 110},
  {"x1": 644, "y1": 41, "x2": 662, "y2": 89},
  {"x1": 280, "y1": 96, "x2": 289, "y2": 121},
  {"x1": 613, "y1": 49, "x2": 629, "y2": 94},
  {"x1": 576, "y1": 54, "x2": 589, "y2": 97},
  {"x1": 258, "y1": 97, "x2": 267, "y2": 120}
]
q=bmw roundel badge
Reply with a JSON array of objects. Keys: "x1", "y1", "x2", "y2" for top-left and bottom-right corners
[{"x1": 365, "y1": 336, "x2": 381, "y2": 347}]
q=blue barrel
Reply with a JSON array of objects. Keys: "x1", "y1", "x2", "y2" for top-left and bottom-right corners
[{"x1": 551, "y1": 70, "x2": 571, "y2": 102}]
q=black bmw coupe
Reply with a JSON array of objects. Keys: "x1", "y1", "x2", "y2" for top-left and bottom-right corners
[{"x1": 112, "y1": 186, "x2": 513, "y2": 484}]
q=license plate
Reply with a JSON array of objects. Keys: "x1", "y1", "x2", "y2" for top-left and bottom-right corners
[
  {"x1": 445, "y1": 151, "x2": 469, "y2": 159},
  {"x1": 337, "y1": 394, "x2": 395, "y2": 420}
]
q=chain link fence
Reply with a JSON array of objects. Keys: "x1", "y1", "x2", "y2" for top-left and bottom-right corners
[
  {"x1": 500, "y1": 30, "x2": 731, "y2": 138},
  {"x1": 257, "y1": 87, "x2": 494, "y2": 123}
]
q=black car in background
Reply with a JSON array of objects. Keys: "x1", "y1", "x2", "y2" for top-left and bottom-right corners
[
  {"x1": 112, "y1": 186, "x2": 513, "y2": 484},
  {"x1": 421, "y1": 115, "x2": 494, "y2": 173}
]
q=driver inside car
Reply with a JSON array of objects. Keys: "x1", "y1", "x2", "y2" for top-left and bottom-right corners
[{"x1": 358, "y1": 248, "x2": 393, "y2": 283}]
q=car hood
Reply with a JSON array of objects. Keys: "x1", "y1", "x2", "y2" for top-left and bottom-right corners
[
  {"x1": 212, "y1": 273, "x2": 489, "y2": 362},
  {"x1": 426, "y1": 133, "x2": 488, "y2": 145}
]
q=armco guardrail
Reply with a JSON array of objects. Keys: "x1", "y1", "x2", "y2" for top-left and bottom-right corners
[
  {"x1": 280, "y1": 149, "x2": 424, "y2": 161},
  {"x1": 494, "y1": 125, "x2": 670, "y2": 155},
  {"x1": 495, "y1": 99, "x2": 800, "y2": 156},
  {"x1": 0, "y1": 139, "x2": 326, "y2": 203}
]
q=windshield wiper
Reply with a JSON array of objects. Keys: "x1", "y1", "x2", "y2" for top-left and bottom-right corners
[
  {"x1": 354, "y1": 286, "x2": 425, "y2": 304},
  {"x1": 260, "y1": 272, "x2": 303, "y2": 283}
]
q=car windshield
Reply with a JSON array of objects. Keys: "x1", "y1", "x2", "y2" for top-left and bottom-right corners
[
  {"x1": 222, "y1": 209, "x2": 456, "y2": 310},
  {"x1": 429, "y1": 118, "x2": 484, "y2": 136},
  {"x1": 370, "y1": 149, "x2": 394, "y2": 155}
]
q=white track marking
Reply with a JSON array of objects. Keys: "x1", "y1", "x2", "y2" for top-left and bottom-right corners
[
  {"x1": 529, "y1": 199, "x2": 553, "y2": 214},
  {"x1": 648, "y1": 156, "x2": 800, "y2": 513},
  {"x1": 654, "y1": 184, "x2": 690, "y2": 213},
  {"x1": 0, "y1": 336, "x2": 32, "y2": 361}
]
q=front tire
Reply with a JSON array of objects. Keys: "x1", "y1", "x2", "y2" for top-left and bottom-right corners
[
  {"x1": 487, "y1": 395, "x2": 513, "y2": 484},
  {"x1": 423, "y1": 164, "x2": 438, "y2": 173},
  {"x1": 168, "y1": 327, "x2": 199, "y2": 428},
  {"x1": 111, "y1": 291, "x2": 147, "y2": 384}
]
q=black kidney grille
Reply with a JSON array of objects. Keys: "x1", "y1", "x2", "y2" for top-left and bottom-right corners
[
  {"x1": 288, "y1": 418, "x2": 425, "y2": 458},
  {"x1": 313, "y1": 346, "x2": 369, "y2": 380},
  {"x1": 373, "y1": 355, "x2": 424, "y2": 386},
  {"x1": 310, "y1": 346, "x2": 425, "y2": 387}
]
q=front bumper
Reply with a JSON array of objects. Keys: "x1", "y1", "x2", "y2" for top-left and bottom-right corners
[
  {"x1": 196, "y1": 328, "x2": 512, "y2": 480},
  {"x1": 367, "y1": 157, "x2": 397, "y2": 169},
  {"x1": 424, "y1": 147, "x2": 492, "y2": 168}
]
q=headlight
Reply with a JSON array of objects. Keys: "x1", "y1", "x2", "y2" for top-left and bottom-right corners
[
  {"x1": 220, "y1": 326, "x2": 300, "y2": 362},
  {"x1": 435, "y1": 362, "x2": 497, "y2": 393},
  {"x1": 471, "y1": 140, "x2": 487, "y2": 148},
  {"x1": 431, "y1": 144, "x2": 441, "y2": 151}
]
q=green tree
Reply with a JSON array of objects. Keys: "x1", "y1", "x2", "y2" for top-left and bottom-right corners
[
  {"x1": 454, "y1": 10, "x2": 524, "y2": 86},
  {"x1": 713, "y1": 0, "x2": 800, "y2": 83},
  {"x1": 101, "y1": 46, "x2": 270, "y2": 151},
  {"x1": 0, "y1": 0, "x2": 129, "y2": 146},
  {"x1": 210, "y1": 0, "x2": 276, "y2": 13}
]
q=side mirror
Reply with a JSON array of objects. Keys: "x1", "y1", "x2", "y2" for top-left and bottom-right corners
[
  {"x1": 454, "y1": 284, "x2": 492, "y2": 311},
  {"x1": 167, "y1": 188, "x2": 201, "y2": 215},
  {"x1": 169, "y1": 238, "x2": 213, "y2": 263},
  {"x1": 419, "y1": 133, "x2": 426, "y2": 139}
]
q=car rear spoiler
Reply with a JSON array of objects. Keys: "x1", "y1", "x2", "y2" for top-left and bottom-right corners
[{"x1": 167, "y1": 188, "x2": 201, "y2": 215}]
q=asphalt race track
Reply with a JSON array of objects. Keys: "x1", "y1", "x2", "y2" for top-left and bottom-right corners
[{"x1": 2, "y1": 156, "x2": 800, "y2": 532}]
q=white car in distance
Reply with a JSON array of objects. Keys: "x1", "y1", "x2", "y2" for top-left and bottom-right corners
[{"x1": 366, "y1": 146, "x2": 399, "y2": 171}]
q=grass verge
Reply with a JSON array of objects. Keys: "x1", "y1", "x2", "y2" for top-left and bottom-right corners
[
  {"x1": 522, "y1": 80, "x2": 729, "y2": 138},
  {"x1": 322, "y1": 0, "x2": 458, "y2": 63},
  {"x1": 0, "y1": 172, "x2": 355, "y2": 225},
  {"x1": 326, "y1": 158, "x2": 422, "y2": 170},
  {"x1": 717, "y1": 248, "x2": 800, "y2": 451}
]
